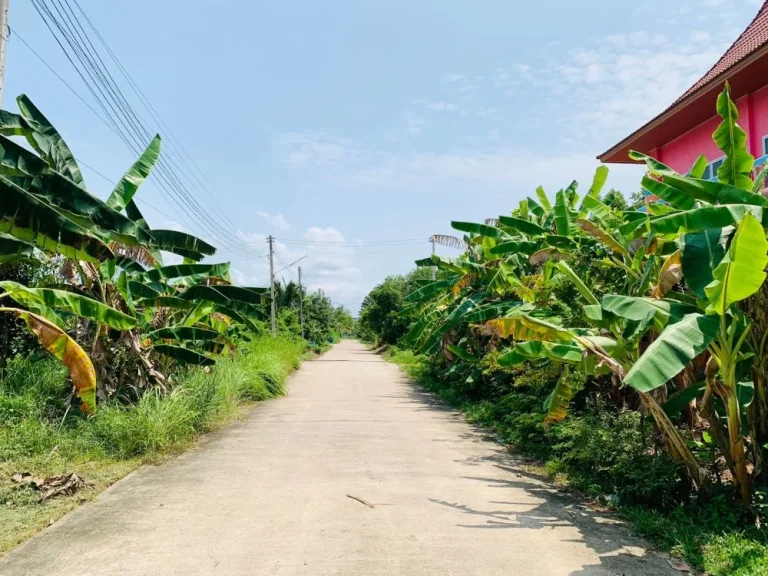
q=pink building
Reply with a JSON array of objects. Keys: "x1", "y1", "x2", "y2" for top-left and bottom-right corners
[{"x1": 600, "y1": 1, "x2": 768, "y2": 190}]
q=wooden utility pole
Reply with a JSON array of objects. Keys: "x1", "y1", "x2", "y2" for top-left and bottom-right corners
[
  {"x1": 268, "y1": 235, "x2": 276, "y2": 336},
  {"x1": 0, "y1": 0, "x2": 9, "y2": 107},
  {"x1": 298, "y1": 266, "x2": 305, "y2": 340}
]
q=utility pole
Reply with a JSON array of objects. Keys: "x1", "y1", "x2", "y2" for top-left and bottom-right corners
[
  {"x1": 298, "y1": 266, "x2": 305, "y2": 340},
  {"x1": 0, "y1": 0, "x2": 9, "y2": 108},
  {"x1": 431, "y1": 238, "x2": 436, "y2": 280},
  {"x1": 268, "y1": 235, "x2": 276, "y2": 336}
]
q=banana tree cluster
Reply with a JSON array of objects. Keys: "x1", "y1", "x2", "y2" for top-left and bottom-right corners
[
  {"x1": 0, "y1": 95, "x2": 269, "y2": 414},
  {"x1": 405, "y1": 83, "x2": 768, "y2": 508}
]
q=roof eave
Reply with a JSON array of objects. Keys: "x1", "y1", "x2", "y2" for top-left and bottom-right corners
[{"x1": 597, "y1": 42, "x2": 768, "y2": 164}]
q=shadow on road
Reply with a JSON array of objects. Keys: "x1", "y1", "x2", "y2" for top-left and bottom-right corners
[{"x1": 393, "y1": 373, "x2": 673, "y2": 576}]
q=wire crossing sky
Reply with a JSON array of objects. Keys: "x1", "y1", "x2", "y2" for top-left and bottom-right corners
[{"x1": 5, "y1": 0, "x2": 760, "y2": 311}]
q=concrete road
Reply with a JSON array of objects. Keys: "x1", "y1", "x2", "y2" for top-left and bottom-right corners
[{"x1": 1, "y1": 340, "x2": 679, "y2": 576}]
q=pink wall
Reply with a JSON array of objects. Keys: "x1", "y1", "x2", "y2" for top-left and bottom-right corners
[{"x1": 657, "y1": 85, "x2": 768, "y2": 173}]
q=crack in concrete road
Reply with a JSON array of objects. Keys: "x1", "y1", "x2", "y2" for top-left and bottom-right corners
[{"x1": 0, "y1": 340, "x2": 679, "y2": 575}]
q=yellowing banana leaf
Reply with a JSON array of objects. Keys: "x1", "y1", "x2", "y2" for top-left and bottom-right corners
[
  {"x1": 3, "y1": 307, "x2": 96, "y2": 414},
  {"x1": 107, "y1": 135, "x2": 162, "y2": 211},
  {"x1": 544, "y1": 367, "x2": 579, "y2": 427},
  {"x1": 575, "y1": 219, "x2": 628, "y2": 256},
  {"x1": 0, "y1": 280, "x2": 136, "y2": 330},
  {"x1": 485, "y1": 314, "x2": 574, "y2": 343},
  {"x1": 653, "y1": 249, "x2": 683, "y2": 298},
  {"x1": 704, "y1": 212, "x2": 768, "y2": 315}
]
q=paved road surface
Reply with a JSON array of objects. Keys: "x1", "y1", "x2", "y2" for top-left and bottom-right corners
[{"x1": 1, "y1": 340, "x2": 678, "y2": 575}]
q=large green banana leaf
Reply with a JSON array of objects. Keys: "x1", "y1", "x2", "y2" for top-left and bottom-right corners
[
  {"x1": 623, "y1": 313, "x2": 719, "y2": 393},
  {"x1": 147, "y1": 326, "x2": 220, "y2": 341},
  {"x1": 486, "y1": 314, "x2": 574, "y2": 343},
  {"x1": 149, "y1": 229, "x2": 216, "y2": 259},
  {"x1": 0, "y1": 232, "x2": 46, "y2": 264},
  {"x1": 0, "y1": 176, "x2": 112, "y2": 262},
  {"x1": 601, "y1": 294, "x2": 697, "y2": 326},
  {"x1": 153, "y1": 344, "x2": 215, "y2": 366},
  {"x1": 107, "y1": 135, "x2": 162, "y2": 211},
  {"x1": 451, "y1": 221, "x2": 505, "y2": 239},
  {"x1": 498, "y1": 340, "x2": 583, "y2": 366},
  {"x1": 580, "y1": 195, "x2": 615, "y2": 226},
  {"x1": 0, "y1": 136, "x2": 152, "y2": 246},
  {"x1": 629, "y1": 150, "x2": 679, "y2": 177},
  {"x1": 0, "y1": 110, "x2": 27, "y2": 136},
  {"x1": 137, "y1": 296, "x2": 196, "y2": 310},
  {"x1": 0, "y1": 280, "x2": 136, "y2": 330},
  {"x1": 713, "y1": 83, "x2": 754, "y2": 190},
  {"x1": 681, "y1": 228, "x2": 729, "y2": 299},
  {"x1": 417, "y1": 293, "x2": 485, "y2": 354},
  {"x1": 404, "y1": 277, "x2": 458, "y2": 303},
  {"x1": 704, "y1": 212, "x2": 768, "y2": 314},
  {"x1": 489, "y1": 240, "x2": 539, "y2": 256},
  {"x1": 462, "y1": 301, "x2": 526, "y2": 323},
  {"x1": 661, "y1": 173, "x2": 719, "y2": 204},
  {"x1": 588, "y1": 165, "x2": 609, "y2": 198},
  {"x1": 16, "y1": 95, "x2": 84, "y2": 186},
  {"x1": 651, "y1": 204, "x2": 762, "y2": 235},
  {"x1": 137, "y1": 262, "x2": 230, "y2": 284},
  {"x1": 535, "y1": 186, "x2": 552, "y2": 211},
  {"x1": 641, "y1": 177, "x2": 696, "y2": 211},
  {"x1": 180, "y1": 285, "x2": 268, "y2": 306},
  {"x1": 554, "y1": 261, "x2": 599, "y2": 305},
  {"x1": 497, "y1": 216, "x2": 546, "y2": 236},
  {"x1": 554, "y1": 189, "x2": 574, "y2": 235}
]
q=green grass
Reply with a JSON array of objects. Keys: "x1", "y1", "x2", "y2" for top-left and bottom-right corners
[
  {"x1": 385, "y1": 347, "x2": 768, "y2": 576},
  {"x1": 0, "y1": 335, "x2": 305, "y2": 556}
]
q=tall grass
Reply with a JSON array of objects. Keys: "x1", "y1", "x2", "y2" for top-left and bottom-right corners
[{"x1": 0, "y1": 335, "x2": 305, "y2": 555}]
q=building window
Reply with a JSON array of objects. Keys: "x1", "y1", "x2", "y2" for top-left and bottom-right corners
[
  {"x1": 763, "y1": 135, "x2": 768, "y2": 155},
  {"x1": 702, "y1": 156, "x2": 725, "y2": 180}
]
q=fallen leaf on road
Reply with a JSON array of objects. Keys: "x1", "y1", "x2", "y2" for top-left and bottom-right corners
[
  {"x1": 11, "y1": 472, "x2": 91, "y2": 502},
  {"x1": 668, "y1": 559, "x2": 692, "y2": 572}
]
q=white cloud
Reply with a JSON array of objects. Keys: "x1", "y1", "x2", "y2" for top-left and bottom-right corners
[
  {"x1": 443, "y1": 74, "x2": 464, "y2": 82},
  {"x1": 163, "y1": 220, "x2": 185, "y2": 232},
  {"x1": 256, "y1": 210, "x2": 291, "y2": 230},
  {"x1": 420, "y1": 100, "x2": 460, "y2": 112},
  {"x1": 403, "y1": 110, "x2": 425, "y2": 134},
  {"x1": 275, "y1": 132, "x2": 358, "y2": 168}
]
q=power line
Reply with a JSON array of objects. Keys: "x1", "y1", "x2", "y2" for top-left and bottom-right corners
[{"x1": 28, "y1": 1, "x2": 265, "y2": 257}]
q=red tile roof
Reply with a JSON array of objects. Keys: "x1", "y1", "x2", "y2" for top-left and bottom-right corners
[
  {"x1": 599, "y1": 1, "x2": 768, "y2": 163},
  {"x1": 674, "y1": 1, "x2": 768, "y2": 106}
]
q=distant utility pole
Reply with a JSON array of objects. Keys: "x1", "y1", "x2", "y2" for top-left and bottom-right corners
[
  {"x1": 268, "y1": 235, "x2": 276, "y2": 336},
  {"x1": 431, "y1": 238, "x2": 436, "y2": 280},
  {"x1": 298, "y1": 266, "x2": 305, "y2": 340},
  {"x1": 0, "y1": 0, "x2": 9, "y2": 107}
]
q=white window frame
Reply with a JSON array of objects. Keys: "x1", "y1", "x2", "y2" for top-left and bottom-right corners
[
  {"x1": 762, "y1": 134, "x2": 768, "y2": 156},
  {"x1": 703, "y1": 156, "x2": 725, "y2": 180}
]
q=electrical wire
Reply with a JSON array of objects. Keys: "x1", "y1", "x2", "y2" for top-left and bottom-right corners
[{"x1": 29, "y1": 0, "x2": 265, "y2": 257}]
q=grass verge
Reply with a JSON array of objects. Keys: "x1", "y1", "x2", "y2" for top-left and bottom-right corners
[
  {"x1": 0, "y1": 335, "x2": 305, "y2": 556},
  {"x1": 385, "y1": 347, "x2": 768, "y2": 576}
]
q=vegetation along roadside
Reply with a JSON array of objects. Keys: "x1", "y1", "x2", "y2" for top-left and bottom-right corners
[
  {"x1": 0, "y1": 94, "x2": 351, "y2": 555},
  {"x1": 359, "y1": 84, "x2": 768, "y2": 576}
]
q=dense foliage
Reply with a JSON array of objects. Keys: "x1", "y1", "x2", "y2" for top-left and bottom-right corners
[
  {"x1": 362, "y1": 84, "x2": 768, "y2": 573},
  {"x1": 0, "y1": 94, "x2": 345, "y2": 413}
]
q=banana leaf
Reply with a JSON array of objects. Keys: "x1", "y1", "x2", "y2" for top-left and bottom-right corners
[
  {"x1": 0, "y1": 280, "x2": 136, "y2": 330},
  {"x1": 0, "y1": 232, "x2": 46, "y2": 263},
  {"x1": 554, "y1": 189, "x2": 574, "y2": 235},
  {"x1": 623, "y1": 314, "x2": 719, "y2": 393},
  {"x1": 651, "y1": 204, "x2": 762, "y2": 235},
  {"x1": 147, "y1": 326, "x2": 220, "y2": 341},
  {"x1": 704, "y1": 212, "x2": 768, "y2": 314},
  {"x1": 16, "y1": 95, "x2": 84, "y2": 186},
  {"x1": 153, "y1": 344, "x2": 215, "y2": 366},
  {"x1": 497, "y1": 216, "x2": 546, "y2": 236},
  {"x1": 107, "y1": 135, "x2": 162, "y2": 211},
  {"x1": 149, "y1": 229, "x2": 216, "y2": 258},
  {"x1": 451, "y1": 221, "x2": 505, "y2": 239},
  {"x1": 680, "y1": 228, "x2": 729, "y2": 299},
  {"x1": 404, "y1": 277, "x2": 458, "y2": 303},
  {"x1": 2, "y1": 307, "x2": 96, "y2": 413},
  {"x1": 137, "y1": 262, "x2": 230, "y2": 284},
  {"x1": 713, "y1": 82, "x2": 754, "y2": 190},
  {"x1": 0, "y1": 176, "x2": 112, "y2": 262}
]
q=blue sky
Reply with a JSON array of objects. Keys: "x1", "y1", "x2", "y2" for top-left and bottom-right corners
[{"x1": 6, "y1": 0, "x2": 762, "y2": 312}]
